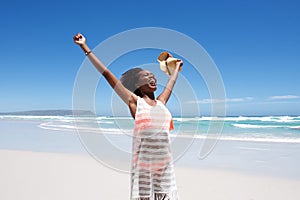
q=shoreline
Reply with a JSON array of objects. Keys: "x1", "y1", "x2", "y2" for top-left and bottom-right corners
[{"x1": 1, "y1": 119, "x2": 300, "y2": 180}]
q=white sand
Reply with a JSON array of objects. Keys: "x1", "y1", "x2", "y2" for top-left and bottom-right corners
[{"x1": 1, "y1": 149, "x2": 300, "y2": 200}]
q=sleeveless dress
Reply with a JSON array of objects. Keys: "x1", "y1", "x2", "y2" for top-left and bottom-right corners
[{"x1": 130, "y1": 97, "x2": 179, "y2": 200}]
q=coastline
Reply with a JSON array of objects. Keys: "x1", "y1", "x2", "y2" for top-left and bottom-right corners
[
  {"x1": 1, "y1": 117, "x2": 300, "y2": 199},
  {"x1": 1, "y1": 119, "x2": 300, "y2": 179}
]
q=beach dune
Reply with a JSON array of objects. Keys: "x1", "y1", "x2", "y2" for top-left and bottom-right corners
[{"x1": 1, "y1": 149, "x2": 300, "y2": 200}]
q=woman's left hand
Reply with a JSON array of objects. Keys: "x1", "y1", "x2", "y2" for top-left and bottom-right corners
[{"x1": 176, "y1": 59, "x2": 183, "y2": 70}]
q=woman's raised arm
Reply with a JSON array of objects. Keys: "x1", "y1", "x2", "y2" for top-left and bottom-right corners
[
  {"x1": 157, "y1": 60, "x2": 183, "y2": 105},
  {"x1": 73, "y1": 33, "x2": 138, "y2": 106}
]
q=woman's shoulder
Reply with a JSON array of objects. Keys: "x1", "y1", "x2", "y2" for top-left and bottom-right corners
[
  {"x1": 128, "y1": 93, "x2": 139, "y2": 104},
  {"x1": 156, "y1": 98, "x2": 166, "y2": 106}
]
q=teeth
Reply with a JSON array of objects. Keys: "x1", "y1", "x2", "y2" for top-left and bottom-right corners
[{"x1": 149, "y1": 79, "x2": 156, "y2": 86}]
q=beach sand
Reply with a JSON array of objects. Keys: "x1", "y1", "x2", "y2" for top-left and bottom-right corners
[{"x1": 1, "y1": 149, "x2": 300, "y2": 200}]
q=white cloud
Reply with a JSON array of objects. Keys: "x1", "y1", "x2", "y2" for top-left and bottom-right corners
[
  {"x1": 268, "y1": 95, "x2": 300, "y2": 100},
  {"x1": 187, "y1": 97, "x2": 254, "y2": 104},
  {"x1": 227, "y1": 97, "x2": 254, "y2": 102}
]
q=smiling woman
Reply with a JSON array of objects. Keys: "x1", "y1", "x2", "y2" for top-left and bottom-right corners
[
  {"x1": 73, "y1": 33, "x2": 182, "y2": 200},
  {"x1": 121, "y1": 69, "x2": 158, "y2": 101}
]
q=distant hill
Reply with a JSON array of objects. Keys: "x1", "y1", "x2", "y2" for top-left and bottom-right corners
[{"x1": 0, "y1": 110, "x2": 95, "y2": 116}]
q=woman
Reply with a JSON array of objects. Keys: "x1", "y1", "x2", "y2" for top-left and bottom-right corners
[{"x1": 73, "y1": 33, "x2": 182, "y2": 200}]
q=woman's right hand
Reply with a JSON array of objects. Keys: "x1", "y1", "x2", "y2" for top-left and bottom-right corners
[{"x1": 73, "y1": 33, "x2": 86, "y2": 46}]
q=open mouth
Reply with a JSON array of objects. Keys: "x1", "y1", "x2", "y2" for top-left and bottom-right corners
[{"x1": 149, "y1": 79, "x2": 156, "y2": 86}]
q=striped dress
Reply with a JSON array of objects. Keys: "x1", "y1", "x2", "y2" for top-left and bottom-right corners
[{"x1": 131, "y1": 97, "x2": 179, "y2": 200}]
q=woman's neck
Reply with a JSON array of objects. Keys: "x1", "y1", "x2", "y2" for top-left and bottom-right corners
[
  {"x1": 141, "y1": 91, "x2": 155, "y2": 100},
  {"x1": 142, "y1": 94, "x2": 157, "y2": 106},
  {"x1": 142, "y1": 93, "x2": 155, "y2": 101}
]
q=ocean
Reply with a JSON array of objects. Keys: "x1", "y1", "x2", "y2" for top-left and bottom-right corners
[
  {"x1": 2, "y1": 115, "x2": 297, "y2": 143},
  {"x1": 1, "y1": 115, "x2": 300, "y2": 178}
]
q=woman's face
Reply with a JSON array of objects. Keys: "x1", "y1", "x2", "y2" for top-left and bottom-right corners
[{"x1": 136, "y1": 70, "x2": 157, "y2": 93}]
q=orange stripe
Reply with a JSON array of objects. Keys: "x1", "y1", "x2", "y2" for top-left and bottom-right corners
[
  {"x1": 135, "y1": 118, "x2": 151, "y2": 125},
  {"x1": 169, "y1": 119, "x2": 174, "y2": 131}
]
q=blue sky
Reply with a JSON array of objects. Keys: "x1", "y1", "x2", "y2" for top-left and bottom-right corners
[{"x1": 0, "y1": 0, "x2": 299, "y2": 116}]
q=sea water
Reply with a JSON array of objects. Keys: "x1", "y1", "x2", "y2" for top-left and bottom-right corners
[
  {"x1": 1, "y1": 115, "x2": 300, "y2": 144},
  {"x1": 1, "y1": 115, "x2": 300, "y2": 177}
]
